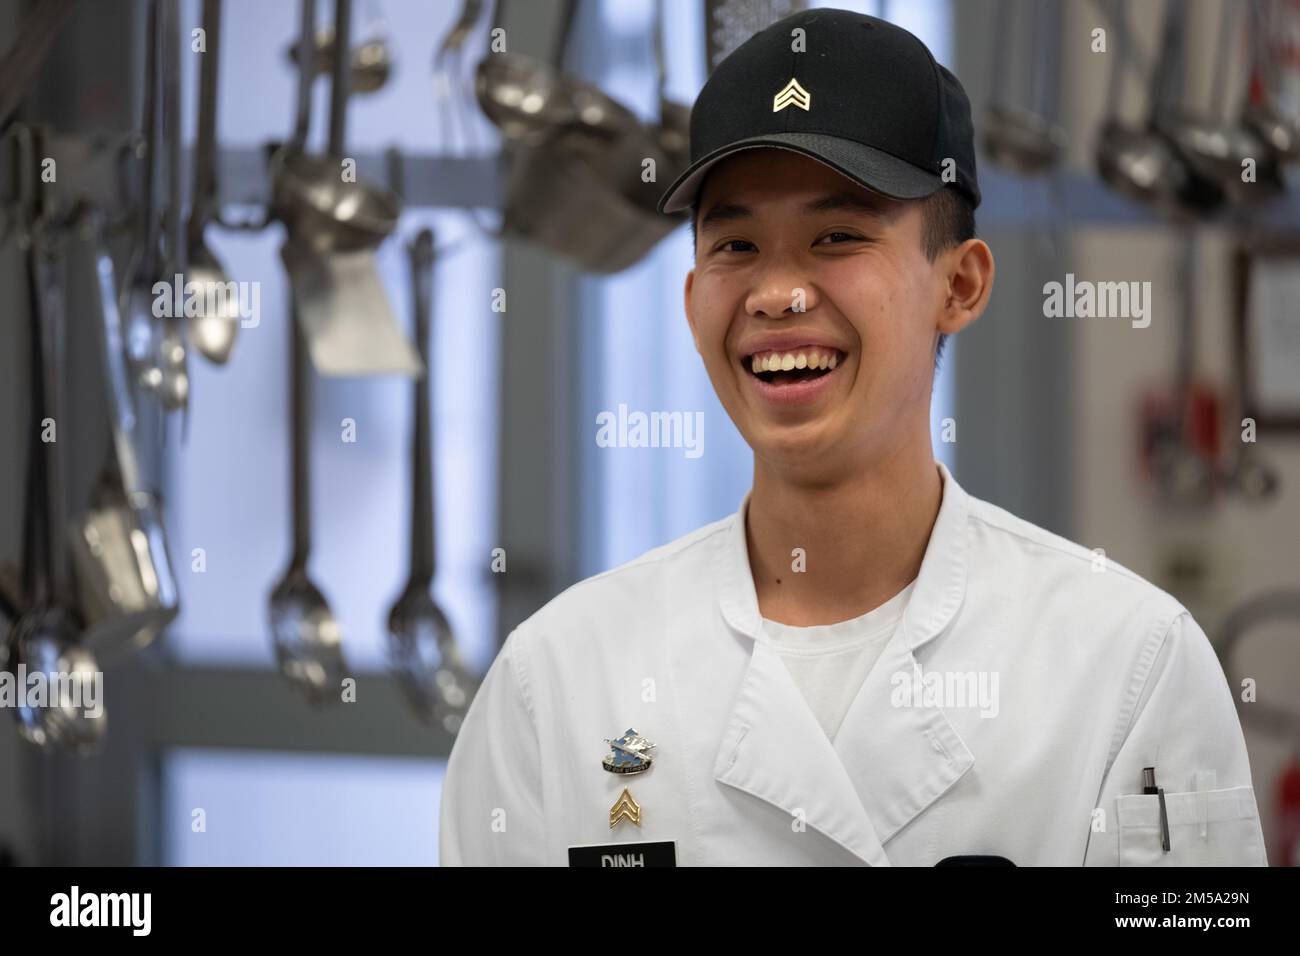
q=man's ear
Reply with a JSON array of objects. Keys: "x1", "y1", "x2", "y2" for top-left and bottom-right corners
[
  {"x1": 939, "y1": 239, "x2": 995, "y2": 335},
  {"x1": 684, "y1": 268, "x2": 702, "y2": 354}
]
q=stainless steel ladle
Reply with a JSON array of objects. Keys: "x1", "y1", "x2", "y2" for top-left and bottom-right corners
[{"x1": 1095, "y1": 0, "x2": 1222, "y2": 217}]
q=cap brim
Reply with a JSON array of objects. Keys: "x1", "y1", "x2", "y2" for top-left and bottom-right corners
[{"x1": 656, "y1": 132, "x2": 944, "y2": 215}]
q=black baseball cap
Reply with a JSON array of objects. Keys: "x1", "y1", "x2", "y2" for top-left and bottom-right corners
[{"x1": 656, "y1": 7, "x2": 981, "y2": 216}]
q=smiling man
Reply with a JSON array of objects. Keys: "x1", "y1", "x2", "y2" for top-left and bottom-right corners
[
  {"x1": 682, "y1": 149, "x2": 987, "y2": 631},
  {"x1": 441, "y1": 8, "x2": 1265, "y2": 867}
]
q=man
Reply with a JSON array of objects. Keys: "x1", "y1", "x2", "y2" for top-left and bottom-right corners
[{"x1": 441, "y1": 8, "x2": 1265, "y2": 866}]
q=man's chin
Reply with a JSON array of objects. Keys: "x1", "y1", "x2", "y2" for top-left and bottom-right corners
[{"x1": 748, "y1": 423, "x2": 847, "y2": 474}]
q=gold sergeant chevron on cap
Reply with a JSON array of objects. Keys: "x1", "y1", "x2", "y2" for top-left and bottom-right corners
[{"x1": 772, "y1": 77, "x2": 811, "y2": 112}]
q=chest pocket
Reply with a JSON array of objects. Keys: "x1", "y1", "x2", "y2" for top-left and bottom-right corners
[{"x1": 1116, "y1": 786, "x2": 1266, "y2": 866}]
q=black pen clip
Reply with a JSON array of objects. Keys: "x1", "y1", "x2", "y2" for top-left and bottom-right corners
[
  {"x1": 1143, "y1": 767, "x2": 1171, "y2": 852},
  {"x1": 1157, "y1": 787, "x2": 1171, "y2": 852}
]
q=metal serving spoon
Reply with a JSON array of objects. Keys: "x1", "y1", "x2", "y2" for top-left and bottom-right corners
[
  {"x1": 268, "y1": 296, "x2": 347, "y2": 704},
  {"x1": 186, "y1": 0, "x2": 240, "y2": 364},
  {"x1": 9, "y1": 228, "x2": 106, "y2": 753},
  {"x1": 284, "y1": 0, "x2": 394, "y2": 96},
  {"x1": 386, "y1": 229, "x2": 475, "y2": 731}
]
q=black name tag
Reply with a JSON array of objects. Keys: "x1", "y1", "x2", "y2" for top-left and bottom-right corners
[
  {"x1": 934, "y1": 855, "x2": 1016, "y2": 866},
  {"x1": 568, "y1": 841, "x2": 677, "y2": 867}
]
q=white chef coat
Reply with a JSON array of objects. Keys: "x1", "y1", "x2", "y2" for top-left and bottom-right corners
[
  {"x1": 762, "y1": 580, "x2": 914, "y2": 740},
  {"x1": 440, "y1": 461, "x2": 1266, "y2": 866}
]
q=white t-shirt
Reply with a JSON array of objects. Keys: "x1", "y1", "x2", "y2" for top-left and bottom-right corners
[{"x1": 760, "y1": 580, "x2": 915, "y2": 741}]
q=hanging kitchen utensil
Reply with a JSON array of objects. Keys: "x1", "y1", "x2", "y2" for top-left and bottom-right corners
[
  {"x1": 271, "y1": 150, "x2": 402, "y2": 253},
  {"x1": 502, "y1": 126, "x2": 681, "y2": 272},
  {"x1": 152, "y1": 0, "x2": 189, "y2": 415},
  {"x1": 267, "y1": 0, "x2": 323, "y2": 214},
  {"x1": 982, "y1": 0, "x2": 1066, "y2": 174},
  {"x1": 267, "y1": 0, "x2": 348, "y2": 702},
  {"x1": 1149, "y1": 0, "x2": 1228, "y2": 217},
  {"x1": 283, "y1": 32, "x2": 392, "y2": 95},
  {"x1": 1161, "y1": 0, "x2": 1282, "y2": 206},
  {"x1": 651, "y1": 0, "x2": 690, "y2": 176},
  {"x1": 1223, "y1": 237, "x2": 1282, "y2": 502},
  {"x1": 387, "y1": 229, "x2": 476, "y2": 731},
  {"x1": 271, "y1": 0, "x2": 418, "y2": 376},
  {"x1": 120, "y1": 0, "x2": 165, "y2": 404},
  {"x1": 186, "y1": 0, "x2": 241, "y2": 365},
  {"x1": 283, "y1": 0, "x2": 393, "y2": 95},
  {"x1": 1150, "y1": 234, "x2": 1217, "y2": 508},
  {"x1": 268, "y1": 293, "x2": 348, "y2": 705},
  {"x1": 1095, "y1": 0, "x2": 1222, "y2": 218},
  {"x1": 8, "y1": 211, "x2": 106, "y2": 754},
  {"x1": 433, "y1": 0, "x2": 507, "y2": 245},
  {"x1": 279, "y1": 237, "x2": 418, "y2": 374},
  {"x1": 1243, "y1": 0, "x2": 1300, "y2": 159},
  {"x1": 69, "y1": 222, "x2": 181, "y2": 656},
  {"x1": 269, "y1": 0, "x2": 400, "y2": 251},
  {"x1": 496, "y1": 0, "x2": 684, "y2": 272},
  {"x1": 1094, "y1": 0, "x2": 1135, "y2": 187},
  {"x1": 477, "y1": 0, "x2": 644, "y2": 150},
  {"x1": 474, "y1": 0, "x2": 582, "y2": 144},
  {"x1": 5, "y1": 390, "x2": 66, "y2": 749},
  {"x1": 434, "y1": 0, "x2": 484, "y2": 81},
  {"x1": 1224, "y1": 0, "x2": 1287, "y2": 201}
]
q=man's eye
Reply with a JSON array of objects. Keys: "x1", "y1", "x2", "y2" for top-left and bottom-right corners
[
  {"x1": 718, "y1": 239, "x2": 755, "y2": 253},
  {"x1": 817, "y1": 231, "x2": 864, "y2": 245}
]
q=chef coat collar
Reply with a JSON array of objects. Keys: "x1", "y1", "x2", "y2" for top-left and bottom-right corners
[
  {"x1": 708, "y1": 461, "x2": 976, "y2": 865},
  {"x1": 717, "y1": 460, "x2": 971, "y2": 651}
]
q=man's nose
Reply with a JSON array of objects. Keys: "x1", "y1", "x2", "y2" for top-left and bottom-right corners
[{"x1": 745, "y1": 269, "x2": 818, "y2": 319}]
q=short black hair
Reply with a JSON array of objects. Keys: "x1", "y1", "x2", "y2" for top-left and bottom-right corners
[{"x1": 688, "y1": 186, "x2": 975, "y2": 369}]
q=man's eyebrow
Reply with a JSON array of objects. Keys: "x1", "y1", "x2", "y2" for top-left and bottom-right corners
[
  {"x1": 697, "y1": 201, "x2": 750, "y2": 233},
  {"x1": 803, "y1": 191, "x2": 899, "y2": 219},
  {"x1": 698, "y1": 191, "x2": 898, "y2": 233}
]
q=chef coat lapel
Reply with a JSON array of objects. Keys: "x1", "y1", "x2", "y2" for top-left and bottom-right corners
[
  {"x1": 712, "y1": 461, "x2": 975, "y2": 865},
  {"x1": 713, "y1": 633, "x2": 891, "y2": 864}
]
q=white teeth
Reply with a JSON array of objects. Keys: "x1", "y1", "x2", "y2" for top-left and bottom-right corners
[{"x1": 747, "y1": 348, "x2": 843, "y2": 374}]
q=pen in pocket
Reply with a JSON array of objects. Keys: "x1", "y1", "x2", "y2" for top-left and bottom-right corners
[{"x1": 1143, "y1": 767, "x2": 1171, "y2": 852}]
